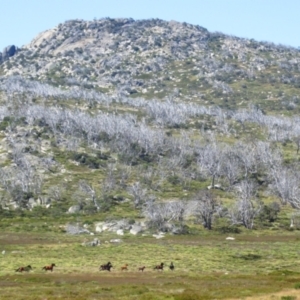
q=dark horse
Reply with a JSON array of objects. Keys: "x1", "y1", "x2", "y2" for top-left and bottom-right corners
[
  {"x1": 169, "y1": 262, "x2": 175, "y2": 271},
  {"x1": 15, "y1": 265, "x2": 32, "y2": 272},
  {"x1": 100, "y1": 262, "x2": 113, "y2": 271},
  {"x1": 42, "y1": 263, "x2": 56, "y2": 272},
  {"x1": 154, "y1": 262, "x2": 164, "y2": 271}
]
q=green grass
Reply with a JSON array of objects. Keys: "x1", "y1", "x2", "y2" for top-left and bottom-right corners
[{"x1": 1, "y1": 228, "x2": 300, "y2": 299}]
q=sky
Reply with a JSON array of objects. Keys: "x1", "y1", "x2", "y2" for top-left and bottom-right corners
[{"x1": 0, "y1": 0, "x2": 300, "y2": 51}]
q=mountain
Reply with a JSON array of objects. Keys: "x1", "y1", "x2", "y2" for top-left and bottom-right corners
[
  {"x1": 1, "y1": 18, "x2": 300, "y2": 112},
  {"x1": 0, "y1": 18, "x2": 299, "y2": 232}
]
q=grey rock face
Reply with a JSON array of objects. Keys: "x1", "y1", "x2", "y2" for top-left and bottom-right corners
[{"x1": 2, "y1": 45, "x2": 17, "y2": 60}]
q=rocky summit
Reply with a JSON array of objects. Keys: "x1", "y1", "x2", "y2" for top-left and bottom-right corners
[{"x1": 1, "y1": 17, "x2": 300, "y2": 112}]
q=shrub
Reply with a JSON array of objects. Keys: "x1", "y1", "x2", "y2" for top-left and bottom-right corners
[
  {"x1": 258, "y1": 202, "x2": 281, "y2": 224},
  {"x1": 217, "y1": 226, "x2": 241, "y2": 234}
]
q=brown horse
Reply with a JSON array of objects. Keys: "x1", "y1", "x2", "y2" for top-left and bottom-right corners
[
  {"x1": 138, "y1": 266, "x2": 146, "y2": 272},
  {"x1": 16, "y1": 265, "x2": 32, "y2": 272},
  {"x1": 42, "y1": 263, "x2": 56, "y2": 272},
  {"x1": 100, "y1": 262, "x2": 113, "y2": 271},
  {"x1": 154, "y1": 262, "x2": 164, "y2": 271},
  {"x1": 121, "y1": 264, "x2": 128, "y2": 271}
]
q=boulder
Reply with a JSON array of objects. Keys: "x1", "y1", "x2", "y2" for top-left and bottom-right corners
[
  {"x1": 2, "y1": 45, "x2": 17, "y2": 60},
  {"x1": 65, "y1": 223, "x2": 90, "y2": 235},
  {"x1": 130, "y1": 224, "x2": 143, "y2": 235},
  {"x1": 82, "y1": 238, "x2": 100, "y2": 247},
  {"x1": 110, "y1": 239, "x2": 122, "y2": 243},
  {"x1": 95, "y1": 219, "x2": 131, "y2": 233},
  {"x1": 67, "y1": 205, "x2": 82, "y2": 214},
  {"x1": 28, "y1": 198, "x2": 38, "y2": 209},
  {"x1": 116, "y1": 229, "x2": 124, "y2": 235},
  {"x1": 153, "y1": 232, "x2": 165, "y2": 239},
  {"x1": 207, "y1": 184, "x2": 223, "y2": 190}
]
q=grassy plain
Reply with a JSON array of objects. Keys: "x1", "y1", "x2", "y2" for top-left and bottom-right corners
[{"x1": 1, "y1": 224, "x2": 300, "y2": 300}]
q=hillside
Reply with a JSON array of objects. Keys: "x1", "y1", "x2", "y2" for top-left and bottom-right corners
[
  {"x1": 0, "y1": 18, "x2": 300, "y2": 233},
  {"x1": 1, "y1": 18, "x2": 300, "y2": 112}
]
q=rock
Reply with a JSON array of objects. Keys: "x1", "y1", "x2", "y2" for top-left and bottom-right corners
[
  {"x1": 153, "y1": 232, "x2": 165, "y2": 239},
  {"x1": 110, "y1": 239, "x2": 122, "y2": 243},
  {"x1": 28, "y1": 198, "x2": 38, "y2": 209},
  {"x1": 65, "y1": 223, "x2": 90, "y2": 235},
  {"x1": 82, "y1": 238, "x2": 100, "y2": 247},
  {"x1": 116, "y1": 229, "x2": 124, "y2": 235},
  {"x1": 226, "y1": 237, "x2": 235, "y2": 240},
  {"x1": 130, "y1": 225, "x2": 143, "y2": 235},
  {"x1": 67, "y1": 205, "x2": 82, "y2": 214},
  {"x1": 207, "y1": 184, "x2": 223, "y2": 190},
  {"x1": 95, "y1": 222, "x2": 104, "y2": 233},
  {"x1": 95, "y1": 219, "x2": 132, "y2": 233},
  {"x1": 2, "y1": 45, "x2": 17, "y2": 60}
]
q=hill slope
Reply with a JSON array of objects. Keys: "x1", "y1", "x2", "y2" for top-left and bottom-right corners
[
  {"x1": 1, "y1": 18, "x2": 300, "y2": 112},
  {"x1": 0, "y1": 18, "x2": 299, "y2": 233}
]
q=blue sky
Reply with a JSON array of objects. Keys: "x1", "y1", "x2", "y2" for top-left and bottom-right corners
[{"x1": 1, "y1": 0, "x2": 299, "y2": 50}]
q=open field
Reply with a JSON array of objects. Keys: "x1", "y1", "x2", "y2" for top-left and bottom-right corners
[{"x1": 1, "y1": 230, "x2": 300, "y2": 299}]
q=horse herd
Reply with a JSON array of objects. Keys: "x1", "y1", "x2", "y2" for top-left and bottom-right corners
[
  {"x1": 99, "y1": 261, "x2": 174, "y2": 272},
  {"x1": 15, "y1": 262, "x2": 175, "y2": 273},
  {"x1": 15, "y1": 263, "x2": 56, "y2": 272}
]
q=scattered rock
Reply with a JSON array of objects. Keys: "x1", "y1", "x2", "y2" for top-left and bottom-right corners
[{"x1": 226, "y1": 237, "x2": 235, "y2": 240}]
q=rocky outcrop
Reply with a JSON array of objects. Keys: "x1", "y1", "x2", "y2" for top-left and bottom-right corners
[
  {"x1": 95, "y1": 220, "x2": 146, "y2": 235},
  {"x1": 2, "y1": 45, "x2": 17, "y2": 60},
  {"x1": 95, "y1": 219, "x2": 132, "y2": 233}
]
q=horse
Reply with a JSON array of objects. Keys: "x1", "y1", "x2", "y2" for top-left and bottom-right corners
[
  {"x1": 154, "y1": 262, "x2": 164, "y2": 271},
  {"x1": 42, "y1": 263, "x2": 56, "y2": 272},
  {"x1": 138, "y1": 266, "x2": 146, "y2": 272},
  {"x1": 15, "y1": 265, "x2": 32, "y2": 272},
  {"x1": 100, "y1": 262, "x2": 113, "y2": 271},
  {"x1": 121, "y1": 264, "x2": 128, "y2": 271},
  {"x1": 169, "y1": 262, "x2": 175, "y2": 271}
]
